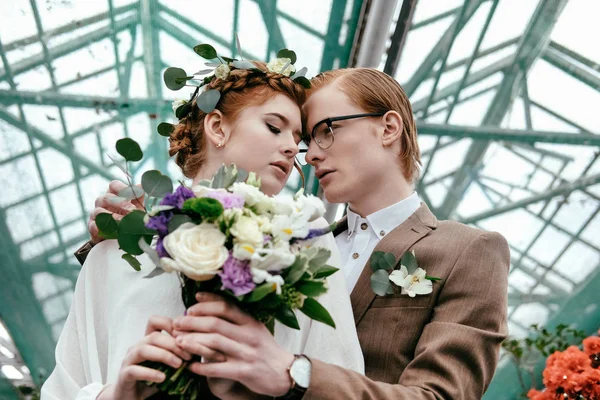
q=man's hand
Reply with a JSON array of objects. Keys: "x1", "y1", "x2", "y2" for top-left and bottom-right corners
[
  {"x1": 172, "y1": 293, "x2": 294, "y2": 397},
  {"x1": 88, "y1": 180, "x2": 144, "y2": 243}
]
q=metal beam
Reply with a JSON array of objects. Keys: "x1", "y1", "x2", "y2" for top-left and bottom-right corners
[
  {"x1": 0, "y1": 107, "x2": 119, "y2": 181},
  {"x1": 357, "y1": 0, "x2": 400, "y2": 69},
  {"x1": 320, "y1": 0, "x2": 348, "y2": 71},
  {"x1": 460, "y1": 172, "x2": 600, "y2": 225},
  {"x1": 548, "y1": 40, "x2": 600, "y2": 74},
  {"x1": 403, "y1": 0, "x2": 483, "y2": 95},
  {"x1": 507, "y1": 292, "x2": 565, "y2": 307},
  {"x1": 256, "y1": 0, "x2": 286, "y2": 58},
  {"x1": 542, "y1": 46, "x2": 600, "y2": 91},
  {"x1": 438, "y1": 0, "x2": 569, "y2": 220},
  {"x1": 0, "y1": 13, "x2": 138, "y2": 81},
  {"x1": 410, "y1": 6, "x2": 460, "y2": 30},
  {"x1": 416, "y1": 122, "x2": 600, "y2": 146}
]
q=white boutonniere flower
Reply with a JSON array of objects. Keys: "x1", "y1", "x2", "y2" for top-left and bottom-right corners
[
  {"x1": 389, "y1": 266, "x2": 432, "y2": 297},
  {"x1": 267, "y1": 57, "x2": 296, "y2": 76}
]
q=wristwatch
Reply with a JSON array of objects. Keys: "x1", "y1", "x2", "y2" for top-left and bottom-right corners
[
  {"x1": 281, "y1": 354, "x2": 312, "y2": 399},
  {"x1": 74, "y1": 240, "x2": 95, "y2": 265}
]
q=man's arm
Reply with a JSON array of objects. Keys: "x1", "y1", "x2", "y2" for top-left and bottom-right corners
[{"x1": 305, "y1": 231, "x2": 510, "y2": 400}]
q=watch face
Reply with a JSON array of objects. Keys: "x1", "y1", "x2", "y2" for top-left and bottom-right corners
[{"x1": 290, "y1": 356, "x2": 311, "y2": 388}]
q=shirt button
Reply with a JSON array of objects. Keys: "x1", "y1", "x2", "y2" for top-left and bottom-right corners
[
  {"x1": 380, "y1": 230, "x2": 385, "y2": 236},
  {"x1": 352, "y1": 253, "x2": 359, "y2": 259},
  {"x1": 361, "y1": 223, "x2": 368, "y2": 230}
]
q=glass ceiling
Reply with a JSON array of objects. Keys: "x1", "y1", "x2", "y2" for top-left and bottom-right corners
[{"x1": 0, "y1": 0, "x2": 599, "y2": 397}]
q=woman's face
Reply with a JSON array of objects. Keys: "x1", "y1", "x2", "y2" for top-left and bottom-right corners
[{"x1": 219, "y1": 93, "x2": 302, "y2": 196}]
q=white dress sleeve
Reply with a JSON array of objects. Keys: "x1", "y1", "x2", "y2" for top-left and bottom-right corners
[
  {"x1": 299, "y1": 218, "x2": 365, "y2": 374},
  {"x1": 41, "y1": 244, "x2": 110, "y2": 400}
]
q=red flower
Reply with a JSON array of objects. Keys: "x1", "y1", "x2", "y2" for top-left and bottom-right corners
[{"x1": 583, "y1": 336, "x2": 600, "y2": 356}]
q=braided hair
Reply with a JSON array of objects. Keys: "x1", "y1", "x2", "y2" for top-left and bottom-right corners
[{"x1": 169, "y1": 61, "x2": 306, "y2": 178}]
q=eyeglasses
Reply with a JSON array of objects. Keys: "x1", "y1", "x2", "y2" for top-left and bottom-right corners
[{"x1": 296, "y1": 112, "x2": 386, "y2": 165}]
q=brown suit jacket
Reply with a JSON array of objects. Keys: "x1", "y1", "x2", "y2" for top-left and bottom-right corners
[{"x1": 305, "y1": 204, "x2": 510, "y2": 400}]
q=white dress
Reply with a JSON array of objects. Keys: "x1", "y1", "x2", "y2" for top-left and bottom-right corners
[{"x1": 41, "y1": 218, "x2": 364, "y2": 399}]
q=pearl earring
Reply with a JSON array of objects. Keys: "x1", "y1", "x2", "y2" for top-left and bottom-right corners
[{"x1": 216, "y1": 140, "x2": 224, "y2": 148}]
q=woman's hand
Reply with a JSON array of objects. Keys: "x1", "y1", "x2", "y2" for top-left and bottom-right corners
[
  {"x1": 98, "y1": 316, "x2": 191, "y2": 400},
  {"x1": 88, "y1": 180, "x2": 144, "y2": 243}
]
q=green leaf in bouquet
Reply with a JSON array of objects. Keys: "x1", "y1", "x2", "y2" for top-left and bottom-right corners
[
  {"x1": 300, "y1": 298, "x2": 335, "y2": 329},
  {"x1": 370, "y1": 251, "x2": 396, "y2": 271},
  {"x1": 122, "y1": 253, "x2": 141, "y2": 271},
  {"x1": 277, "y1": 49, "x2": 297, "y2": 64},
  {"x1": 296, "y1": 280, "x2": 328, "y2": 297},
  {"x1": 245, "y1": 282, "x2": 275, "y2": 302},
  {"x1": 138, "y1": 237, "x2": 161, "y2": 267},
  {"x1": 275, "y1": 306, "x2": 300, "y2": 330},
  {"x1": 193, "y1": 44, "x2": 218, "y2": 60},
  {"x1": 293, "y1": 76, "x2": 311, "y2": 89},
  {"x1": 107, "y1": 195, "x2": 127, "y2": 204},
  {"x1": 210, "y1": 164, "x2": 227, "y2": 188},
  {"x1": 168, "y1": 214, "x2": 193, "y2": 232},
  {"x1": 118, "y1": 186, "x2": 145, "y2": 200},
  {"x1": 284, "y1": 255, "x2": 308, "y2": 285},
  {"x1": 141, "y1": 170, "x2": 173, "y2": 199},
  {"x1": 371, "y1": 269, "x2": 393, "y2": 296},
  {"x1": 196, "y1": 179, "x2": 212, "y2": 188},
  {"x1": 144, "y1": 267, "x2": 165, "y2": 279},
  {"x1": 163, "y1": 67, "x2": 188, "y2": 91},
  {"x1": 308, "y1": 248, "x2": 331, "y2": 270},
  {"x1": 96, "y1": 212, "x2": 118, "y2": 240},
  {"x1": 197, "y1": 89, "x2": 221, "y2": 113},
  {"x1": 236, "y1": 168, "x2": 249, "y2": 183},
  {"x1": 118, "y1": 210, "x2": 155, "y2": 255},
  {"x1": 182, "y1": 197, "x2": 224, "y2": 221},
  {"x1": 222, "y1": 164, "x2": 240, "y2": 188},
  {"x1": 157, "y1": 122, "x2": 175, "y2": 137},
  {"x1": 312, "y1": 265, "x2": 339, "y2": 279},
  {"x1": 116, "y1": 138, "x2": 143, "y2": 162},
  {"x1": 400, "y1": 250, "x2": 418, "y2": 275}
]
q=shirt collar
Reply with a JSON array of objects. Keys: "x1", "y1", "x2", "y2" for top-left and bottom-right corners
[{"x1": 346, "y1": 192, "x2": 421, "y2": 239}]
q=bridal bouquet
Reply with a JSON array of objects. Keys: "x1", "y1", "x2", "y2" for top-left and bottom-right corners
[{"x1": 96, "y1": 141, "x2": 338, "y2": 397}]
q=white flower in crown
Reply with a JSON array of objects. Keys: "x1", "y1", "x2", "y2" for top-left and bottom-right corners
[
  {"x1": 251, "y1": 268, "x2": 285, "y2": 295},
  {"x1": 389, "y1": 266, "x2": 433, "y2": 298},
  {"x1": 215, "y1": 63, "x2": 231, "y2": 80},
  {"x1": 267, "y1": 57, "x2": 296, "y2": 76},
  {"x1": 171, "y1": 98, "x2": 188, "y2": 114}
]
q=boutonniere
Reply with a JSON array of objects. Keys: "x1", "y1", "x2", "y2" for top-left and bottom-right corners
[{"x1": 370, "y1": 250, "x2": 441, "y2": 297}]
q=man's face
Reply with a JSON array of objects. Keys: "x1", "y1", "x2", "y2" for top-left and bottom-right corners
[{"x1": 304, "y1": 84, "x2": 387, "y2": 205}]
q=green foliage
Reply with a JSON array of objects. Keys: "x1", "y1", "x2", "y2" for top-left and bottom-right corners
[
  {"x1": 116, "y1": 138, "x2": 143, "y2": 162},
  {"x1": 370, "y1": 269, "x2": 394, "y2": 296},
  {"x1": 141, "y1": 170, "x2": 173, "y2": 199},
  {"x1": 370, "y1": 251, "x2": 397, "y2": 271},
  {"x1": 182, "y1": 197, "x2": 224, "y2": 221},
  {"x1": 96, "y1": 212, "x2": 118, "y2": 240},
  {"x1": 196, "y1": 89, "x2": 221, "y2": 113},
  {"x1": 193, "y1": 44, "x2": 218, "y2": 59},
  {"x1": 117, "y1": 210, "x2": 155, "y2": 255},
  {"x1": 300, "y1": 298, "x2": 335, "y2": 328},
  {"x1": 277, "y1": 49, "x2": 297, "y2": 64},
  {"x1": 163, "y1": 67, "x2": 188, "y2": 91}
]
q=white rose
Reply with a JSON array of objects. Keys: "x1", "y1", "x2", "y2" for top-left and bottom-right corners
[
  {"x1": 160, "y1": 222, "x2": 228, "y2": 280},
  {"x1": 230, "y1": 216, "x2": 264, "y2": 246},
  {"x1": 171, "y1": 98, "x2": 187, "y2": 114},
  {"x1": 267, "y1": 58, "x2": 296, "y2": 77},
  {"x1": 295, "y1": 194, "x2": 326, "y2": 221},
  {"x1": 215, "y1": 63, "x2": 231, "y2": 80}
]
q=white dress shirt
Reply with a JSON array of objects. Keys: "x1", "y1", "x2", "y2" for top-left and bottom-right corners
[{"x1": 336, "y1": 192, "x2": 421, "y2": 292}]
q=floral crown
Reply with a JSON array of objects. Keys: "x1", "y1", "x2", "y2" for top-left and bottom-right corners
[{"x1": 157, "y1": 37, "x2": 310, "y2": 138}]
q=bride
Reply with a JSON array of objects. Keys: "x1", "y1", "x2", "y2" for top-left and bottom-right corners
[{"x1": 41, "y1": 60, "x2": 363, "y2": 399}]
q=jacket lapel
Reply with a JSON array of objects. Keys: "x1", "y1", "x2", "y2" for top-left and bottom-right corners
[{"x1": 349, "y1": 203, "x2": 438, "y2": 325}]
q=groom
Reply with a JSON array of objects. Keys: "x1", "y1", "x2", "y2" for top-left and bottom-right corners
[{"x1": 79, "y1": 68, "x2": 510, "y2": 399}]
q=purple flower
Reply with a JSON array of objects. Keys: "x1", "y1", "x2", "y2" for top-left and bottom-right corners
[
  {"x1": 156, "y1": 237, "x2": 170, "y2": 258},
  {"x1": 160, "y1": 186, "x2": 195, "y2": 209},
  {"x1": 219, "y1": 253, "x2": 255, "y2": 296},
  {"x1": 146, "y1": 211, "x2": 173, "y2": 237},
  {"x1": 203, "y1": 191, "x2": 245, "y2": 209}
]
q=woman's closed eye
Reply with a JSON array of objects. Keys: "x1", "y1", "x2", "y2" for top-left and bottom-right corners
[{"x1": 266, "y1": 123, "x2": 281, "y2": 134}]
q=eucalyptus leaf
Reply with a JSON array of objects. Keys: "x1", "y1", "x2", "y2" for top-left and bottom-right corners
[
  {"x1": 312, "y1": 265, "x2": 339, "y2": 279},
  {"x1": 197, "y1": 89, "x2": 221, "y2": 113},
  {"x1": 122, "y1": 253, "x2": 141, "y2": 271},
  {"x1": 193, "y1": 69, "x2": 214, "y2": 75},
  {"x1": 118, "y1": 186, "x2": 145, "y2": 200},
  {"x1": 231, "y1": 60, "x2": 257, "y2": 70},
  {"x1": 168, "y1": 214, "x2": 193, "y2": 232},
  {"x1": 245, "y1": 282, "x2": 275, "y2": 302},
  {"x1": 163, "y1": 67, "x2": 188, "y2": 91},
  {"x1": 175, "y1": 103, "x2": 192, "y2": 119},
  {"x1": 193, "y1": 44, "x2": 218, "y2": 59},
  {"x1": 142, "y1": 170, "x2": 173, "y2": 198},
  {"x1": 205, "y1": 62, "x2": 220, "y2": 67},
  {"x1": 300, "y1": 298, "x2": 335, "y2": 328},
  {"x1": 144, "y1": 267, "x2": 166, "y2": 279},
  {"x1": 371, "y1": 269, "x2": 392, "y2": 296},
  {"x1": 235, "y1": 33, "x2": 243, "y2": 60},
  {"x1": 401, "y1": 251, "x2": 418, "y2": 275},
  {"x1": 370, "y1": 251, "x2": 396, "y2": 271},
  {"x1": 277, "y1": 49, "x2": 297, "y2": 64},
  {"x1": 157, "y1": 122, "x2": 174, "y2": 137},
  {"x1": 138, "y1": 237, "x2": 161, "y2": 267},
  {"x1": 117, "y1": 210, "x2": 155, "y2": 255},
  {"x1": 293, "y1": 76, "x2": 311, "y2": 89},
  {"x1": 274, "y1": 306, "x2": 300, "y2": 330},
  {"x1": 116, "y1": 138, "x2": 143, "y2": 162},
  {"x1": 293, "y1": 66, "x2": 308, "y2": 78},
  {"x1": 296, "y1": 280, "x2": 328, "y2": 297},
  {"x1": 106, "y1": 153, "x2": 132, "y2": 178},
  {"x1": 96, "y1": 213, "x2": 118, "y2": 239},
  {"x1": 221, "y1": 56, "x2": 237, "y2": 63},
  {"x1": 107, "y1": 195, "x2": 128, "y2": 204}
]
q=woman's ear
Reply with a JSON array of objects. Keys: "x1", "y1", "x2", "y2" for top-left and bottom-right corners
[
  {"x1": 204, "y1": 110, "x2": 229, "y2": 147},
  {"x1": 381, "y1": 110, "x2": 403, "y2": 147}
]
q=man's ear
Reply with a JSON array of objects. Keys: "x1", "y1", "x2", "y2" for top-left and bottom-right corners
[
  {"x1": 204, "y1": 110, "x2": 229, "y2": 147},
  {"x1": 381, "y1": 111, "x2": 403, "y2": 147}
]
